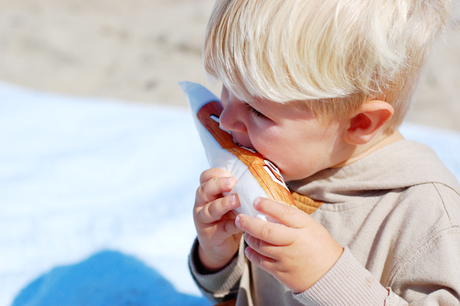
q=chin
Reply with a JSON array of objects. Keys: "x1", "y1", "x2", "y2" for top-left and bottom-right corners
[
  {"x1": 283, "y1": 169, "x2": 312, "y2": 182},
  {"x1": 280, "y1": 171, "x2": 295, "y2": 182}
]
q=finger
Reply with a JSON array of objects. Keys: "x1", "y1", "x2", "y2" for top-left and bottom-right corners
[
  {"x1": 244, "y1": 232, "x2": 279, "y2": 260},
  {"x1": 235, "y1": 214, "x2": 293, "y2": 246},
  {"x1": 200, "y1": 168, "x2": 232, "y2": 184},
  {"x1": 196, "y1": 193, "x2": 240, "y2": 224},
  {"x1": 218, "y1": 217, "x2": 243, "y2": 236},
  {"x1": 253, "y1": 197, "x2": 310, "y2": 229},
  {"x1": 196, "y1": 176, "x2": 236, "y2": 206},
  {"x1": 245, "y1": 246, "x2": 277, "y2": 273}
]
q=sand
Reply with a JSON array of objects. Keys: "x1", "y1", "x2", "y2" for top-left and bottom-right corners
[{"x1": 0, "y1": 0, "x2": 459, "y2": 130}]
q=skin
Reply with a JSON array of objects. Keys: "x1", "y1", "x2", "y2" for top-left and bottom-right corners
[{"x1": 193, "y1": 86, "x2": 403, "y2": 292}]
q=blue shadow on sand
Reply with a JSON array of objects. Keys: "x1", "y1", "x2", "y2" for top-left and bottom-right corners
[{"x1": 13, "y1": 250, "x2": 212, "y2": 306}]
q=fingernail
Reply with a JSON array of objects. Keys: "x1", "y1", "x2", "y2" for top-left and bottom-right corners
[
  {"x1": 253, "y1": 197, "x2": 261, "y2": 208},
  {"x1": 244, "y1": 247, "x2": 250, "y2": 257},
  {"x1": 235, "y1": 215, "x2": 241, "y2": 228},
  {"x1": 229, "y1": 194, "x2": 236, "y2": 205},
  {"x1": 225, "y1": 178, "x2": 233, "y2": 187}
]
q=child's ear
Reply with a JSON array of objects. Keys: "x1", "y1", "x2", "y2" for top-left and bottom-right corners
[{"x1": 343, "y1": 100, "x2": 394, "y2": 145}]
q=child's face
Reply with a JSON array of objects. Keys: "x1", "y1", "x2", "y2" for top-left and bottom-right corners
[{"x1": 219, "y1": 86, "x2": 351, "y2": 181}]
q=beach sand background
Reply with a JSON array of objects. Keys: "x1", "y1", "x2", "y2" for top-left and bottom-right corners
[{"x1": 0, "y1": 0, "x2": 459, "y2": 130}]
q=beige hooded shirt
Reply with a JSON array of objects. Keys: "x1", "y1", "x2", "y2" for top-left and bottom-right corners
[{"x1": 189, "y1": 140, "x2": 460, "y2": 305}]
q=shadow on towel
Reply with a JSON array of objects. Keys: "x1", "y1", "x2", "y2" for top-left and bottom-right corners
[{"x1": 13, "y1": 250, "x2": 212, "y2": 306}]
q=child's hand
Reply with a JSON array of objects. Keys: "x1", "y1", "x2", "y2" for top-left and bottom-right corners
[
  {"x1": 194, "y1": 168, "x2": 243, "y2": 273},
  {"x1": 235, "y1": 197, "x2": 343, "y2": 293}
]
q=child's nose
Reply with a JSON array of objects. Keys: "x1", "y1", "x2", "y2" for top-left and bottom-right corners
[{"x1": 219, "y1": 102, "x2": 247, "y2": 133}]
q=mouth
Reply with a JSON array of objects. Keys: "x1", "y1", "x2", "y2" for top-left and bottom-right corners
[{"x1": 232, "y1": 136, "x2": 257, "y2": 153}]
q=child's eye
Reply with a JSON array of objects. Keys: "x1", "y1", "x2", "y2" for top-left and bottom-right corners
[{"x1": 246, "y1": 104, "x2": 267, "y2": 119}]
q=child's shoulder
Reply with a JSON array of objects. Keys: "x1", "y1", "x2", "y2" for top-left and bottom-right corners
[
  {"x1": 382, "y1": 139, "x2": 460, "y2": 191},
  {"x1": 290, "y1": 139, "x2": 460, "y2": 209}
]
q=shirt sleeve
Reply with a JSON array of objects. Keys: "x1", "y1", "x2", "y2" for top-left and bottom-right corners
[
  {"x1": 294, "y1": 226, "x2": 460, "y2": 306},
  {"x1": 293, "y1": 247, "x2": 390, "y2": 305},
  {"x1": 188, "y1": 238, "x2": 246, "y2": 303}
]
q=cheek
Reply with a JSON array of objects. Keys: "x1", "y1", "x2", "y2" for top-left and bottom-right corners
[
  {"x1": 250, "y1": 128, "x2": 318, "y2": 179},
  {"x1": 248, "y1": 126, "x2": 289, "y2": 162}
]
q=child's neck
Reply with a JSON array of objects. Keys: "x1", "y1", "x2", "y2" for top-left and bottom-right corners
[{"x1": 333, "y1": 130, "x2": 404, "y2": 168}]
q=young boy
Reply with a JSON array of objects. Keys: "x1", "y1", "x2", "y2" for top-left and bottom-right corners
[{"x1": 189, "y1": 0, "x2": 460, "y2": 305}]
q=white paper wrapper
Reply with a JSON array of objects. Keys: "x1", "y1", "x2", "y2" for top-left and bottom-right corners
[{"x1": 180, "y1": 81, "x2": 269, "y2": 220}]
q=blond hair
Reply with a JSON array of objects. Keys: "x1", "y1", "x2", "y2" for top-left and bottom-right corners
[{"x1": 203, "y1": 0, "x2": 452, "y2": 133}]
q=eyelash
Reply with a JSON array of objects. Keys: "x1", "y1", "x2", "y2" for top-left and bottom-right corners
[{"x1": 246, "y1": 104, "x2": 267, "y2": 119}]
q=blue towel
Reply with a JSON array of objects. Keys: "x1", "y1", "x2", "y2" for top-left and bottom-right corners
[{"x1": 13, "y1": 251, "x2": 211, "y2": 306}]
